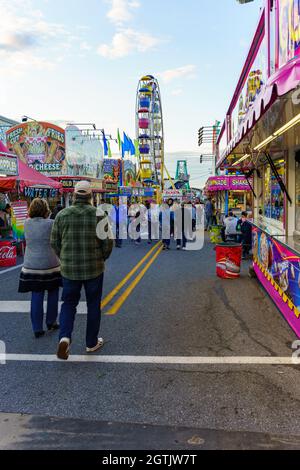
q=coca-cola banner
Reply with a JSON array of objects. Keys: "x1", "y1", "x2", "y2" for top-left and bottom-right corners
[{"x1": 0, "y1": 241, "x2": 17, "y2": 268}]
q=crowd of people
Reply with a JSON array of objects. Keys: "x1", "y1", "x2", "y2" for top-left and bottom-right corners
[
  {"x1": 13, "y1": 182, "x2": 254, "y2": 360},
  {"x1": 204, "y1": 196, "x2": 252, "y2": 259},
  {"x1": 221, "y1": 211, "x2": 252, "y2": 259},
  {"x1": 17, "y1": 184, "x2": 203, "y2": 360},
  {"x1": 112, "y1": 197, "x2": 201, "y2": 251}
]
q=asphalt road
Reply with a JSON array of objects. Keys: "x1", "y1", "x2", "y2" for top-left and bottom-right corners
[{"x1": 0, "y1": 236, "x2": 300, "y2": 450}]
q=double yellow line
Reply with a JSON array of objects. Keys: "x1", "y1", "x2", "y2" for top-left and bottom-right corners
[{"x1": 101, "y1": 241, "x2": 163, "y2": 316}]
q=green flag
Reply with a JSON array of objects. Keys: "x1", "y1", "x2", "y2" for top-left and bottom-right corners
[
  {"x1": 117, "y1": 129, "x2": 122, "y2": 151},
  {"x1": 107, "y1": 140, "x2": 112, "y2": 158},
  {"x1": 134, "y1": 139, "x2": 140, "y2": 158}
]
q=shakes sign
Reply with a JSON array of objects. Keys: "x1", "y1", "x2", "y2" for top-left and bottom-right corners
[{"x1": 6, "y1": 122, "x2": 66, "y2": 176}]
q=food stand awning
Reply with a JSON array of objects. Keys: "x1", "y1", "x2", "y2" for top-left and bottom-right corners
[{"x1": 0, "y1": 159, "x2": 62, "y2": 192}]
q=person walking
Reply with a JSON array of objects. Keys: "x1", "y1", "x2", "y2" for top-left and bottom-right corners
[
  {"x1": 204, "y1": 197, "x2": 213, "y2": 231},
  {"x1": 19, "y1": 198, "x2": 61, "y2": 338},
  {"x1": 145, "y1": 200, "x2": 153, "y2": 244},
  {"x1": 51, "y1": 181, "x2": 113, "y2": 360},
  {"x1": 175, "y1": 202, "x2": 193, "y2": 250},
  {"x1": 160, "y1": 198, "x2": 174, "y2": 250},
  {"x1": 238, "y1": 212, "x2": 252, "y2": 259},
  {"x1": 112, "y1": 199, "x2": 123, "y2": 248}
]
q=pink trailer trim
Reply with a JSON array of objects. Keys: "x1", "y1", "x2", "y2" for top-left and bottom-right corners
[{"x1": 218, "y1": 56, "x2": 300, "y2": 167}]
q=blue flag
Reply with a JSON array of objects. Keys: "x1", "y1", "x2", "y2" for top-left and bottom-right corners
[
  {"x1": 129, "y1": 137, "x2": 135, "y2": 155},
  {"x1": 103, "y1": 133, "x2": 108, "y2": 156},
  {"x1": 123, "y1": 132, "x2": 131, "y2": 153}
]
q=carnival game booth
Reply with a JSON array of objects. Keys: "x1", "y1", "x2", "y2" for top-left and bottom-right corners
[
  {"x1": 216, "y1": 0, "x2": 300, "y2": 338},
  {"x1": 205, "y1": 175, "x2": 253, "y2": 218}
]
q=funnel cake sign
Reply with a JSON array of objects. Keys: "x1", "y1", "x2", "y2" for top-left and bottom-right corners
[{"x1": 6, "y1": 122, "x2": 66, "y2": 175}]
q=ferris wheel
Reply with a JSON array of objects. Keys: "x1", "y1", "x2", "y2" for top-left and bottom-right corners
[{"x1": 136, "y1": 75, "x2": 164, "y2": 191}]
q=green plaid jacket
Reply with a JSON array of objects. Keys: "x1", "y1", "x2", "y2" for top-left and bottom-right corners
[{"x1": 51, "y1": 201, "x2": 113, "y2": 281}]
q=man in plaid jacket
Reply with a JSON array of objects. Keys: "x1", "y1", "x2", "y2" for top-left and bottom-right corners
[{"x1": 51, "y1": 181, "x2": 113, "y2": 360}]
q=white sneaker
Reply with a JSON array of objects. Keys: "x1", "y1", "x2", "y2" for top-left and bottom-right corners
[
  {"x1": 86, "y1": 338, "x2": 104, "y2": 353},
  {"x1": 177, "y1": 245, "x2": 181, "y2": 250},
  {"x1": 182, "y1": 247, "x2": 188, "y2": 251},
  {"x1": 57, "y1": 337, "x2": 70, "y2": 361}
]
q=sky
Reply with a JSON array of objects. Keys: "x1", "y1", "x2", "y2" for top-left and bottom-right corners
[{"x1": 0, "y1": 0, "x2": 263, "y2": 186}]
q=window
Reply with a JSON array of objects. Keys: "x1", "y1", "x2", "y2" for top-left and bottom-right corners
[{"x1": 263, "y1": 159, "x2": 285, "y2": 228}]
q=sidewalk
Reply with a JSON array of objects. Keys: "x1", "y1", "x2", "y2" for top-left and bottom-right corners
[{"x1": 1, "y1": 412, "x2": 300, "y2": 450}]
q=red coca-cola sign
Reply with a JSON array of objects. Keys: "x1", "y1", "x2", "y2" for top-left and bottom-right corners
[{"x1": 0, "y1": 242, "x2": 17, "y2": 267}]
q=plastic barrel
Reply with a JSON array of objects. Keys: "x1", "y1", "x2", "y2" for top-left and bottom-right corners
[{"x1": 215, "y1": 243, "x2": 242, "y2": 279}]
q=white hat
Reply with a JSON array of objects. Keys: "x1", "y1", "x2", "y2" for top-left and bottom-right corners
[{"x1": 74, "y1": 180, "x2": 92, "y2": 196}]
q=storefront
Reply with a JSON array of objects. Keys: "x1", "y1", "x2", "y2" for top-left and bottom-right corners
[
  {"x1": 205, "y1": 175, "x2": 253, "y2": 217},
  {"x1": 216, "y1": 0, "x2": 300, "y2": 337}
]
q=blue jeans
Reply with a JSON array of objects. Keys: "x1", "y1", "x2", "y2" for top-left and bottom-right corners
[
  {"x1": 116, "y1": 224, "x2": 122, "y2": 247},
  {"x1": 31, "y1": 289, "x2": 59, "y2": 333},
  {"x1": 59, "y1": 274, "x2": 104, "y2": 348}
]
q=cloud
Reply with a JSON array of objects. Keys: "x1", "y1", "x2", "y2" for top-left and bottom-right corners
[
  {"x1": 158, "y1": 65, "x2": 197, "y2": 83},
  {"x1": 0, "y1": 32, "x2": 38, "y2": 51},
  {"x1": 106, "y1": 0, "x2": 140, "y2": 25},
  {"x1": 98, "y1": 28, "x2": 160, "y2": 59},
  {"x1": 0, "y1": 0, "x2": 81, "y2": 75}
]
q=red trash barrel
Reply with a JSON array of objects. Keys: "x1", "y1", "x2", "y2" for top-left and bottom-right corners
[
  {"x1": 0, "y1": 241, "x2": 17, "y2": 268},
  {"x1": 215, "y1": 243, "x2": 242, "y2": 279}
]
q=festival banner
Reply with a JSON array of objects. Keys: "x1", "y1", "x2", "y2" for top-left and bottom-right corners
[
  {"x1": 124, "y1": 160, "x2": 136, "y2": 186},
  {"x1": 279, "y1": 0, "x2": 300, "y2": 68},
  {"x1": 11, "y1": 201, "x2": 28, "y2": 241},
  {"x1": 6, "y1": 122, "x2": 65, "y2": 176},
  {"x1": 103, "y1": 159, "x2": 121, "y2": 185},
  {"x1": 253, "y1": 225, "x2": 300, "y2": 336}
]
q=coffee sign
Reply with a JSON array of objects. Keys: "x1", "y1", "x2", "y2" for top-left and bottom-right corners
[{"x1": 0, "y1": 155, "x2": 18, "y2": 176}]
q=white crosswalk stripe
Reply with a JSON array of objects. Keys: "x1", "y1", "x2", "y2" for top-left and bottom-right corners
[
  {"x1": 0, "y1": 301, "x2": 88, "y2": 314},
  {"x1": 0, "y1": 355, "x2": 299, "y2": 364}
]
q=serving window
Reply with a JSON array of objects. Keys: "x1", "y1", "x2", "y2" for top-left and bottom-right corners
[{"x1": 263, "y1": 158, "x2": 285, "y2": 231}]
